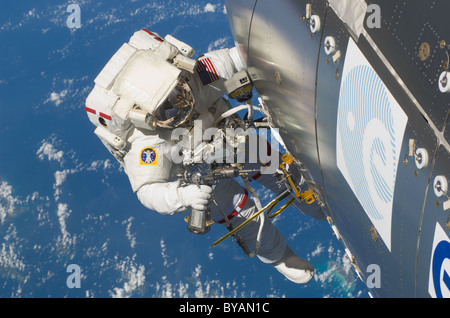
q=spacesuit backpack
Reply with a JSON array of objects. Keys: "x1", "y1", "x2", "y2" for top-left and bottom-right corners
[{"x1": 84, "y1": 29, "x2": 197, "y2": 163}]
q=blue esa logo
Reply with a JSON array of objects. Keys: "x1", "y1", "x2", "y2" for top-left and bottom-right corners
[
  {"x1": 429, "y1": 222, "x2": 450, "y2": 298},
  {"x1": 140, "y1": 147, "x2": 158, "y2": 165},
  {"x1": 432, "y1": 241, "x2": 450, "y2": 298}
]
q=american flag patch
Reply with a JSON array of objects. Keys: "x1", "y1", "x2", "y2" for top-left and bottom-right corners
[{"x1": 196, "y1": 57, "x2": 220, "y2": 86}]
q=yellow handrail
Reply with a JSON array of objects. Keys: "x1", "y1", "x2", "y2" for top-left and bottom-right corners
[
  {"x1": 267, "y1": 197, "x2": 296, "y2": 219},
  {"x1": 212, "y1": 152, "x2": 316, "y2": 248}
]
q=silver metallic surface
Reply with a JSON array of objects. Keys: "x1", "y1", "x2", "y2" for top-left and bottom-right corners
[{"x1": 228, "y1": 0, "x2": 326, "y2": 190}]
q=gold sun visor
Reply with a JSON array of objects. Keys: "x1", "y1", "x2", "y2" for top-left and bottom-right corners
[{"x1": 153, "y1": 78, "x2": 195, "y2": 128}]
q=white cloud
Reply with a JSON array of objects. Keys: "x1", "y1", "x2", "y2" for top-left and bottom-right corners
[
  {"x1": 123, "y1": 217, "x2": 136, "y2": 249},
  {"x1": 53, "y1": 169, "x2": 77, "y2": 202},
  {"x1": 87, "y1": 159, "x2": 113, "y2": 171},
  {"x1": 204, "y1": 3, "x2": 216, "y2": 13},
  {"x1": 207, "y1": 37, "x2": 231, "y2": 52},
  {"x1": 110, "y1": 254, "x2": 146, "y2": 298},
  {"x1": 160, "y1": 238, "x2": 177, "y2": 267},
  {"x1": 44, "y1": 90, "x2": 68, "y2": 107},
  {"x1": 311, "y1": 243, "x2": 324, "y2": 257},
  {"x1": 37, "y1": 135, "x2": 117, "y2": 201},
  {"x1": 0, "y1": 180, "x2": 48, "y2": 229},
  {"x1": 177, "y1": 281, "x2": 189, "y2": 297},
  {"x1": 0, "y1": 224, "x2": 26, "y2": 283},
  {"x1": 158, "y1": 275, "x2": 174, "y2": 297},
  {"x1": 192, "y1": 264, "x2": 205, "y2": 298},
  {"x1": 56, "y1": 203, "x2": 74, "y2": 247},
  {"x1": 315, "y1": 262, "x2": 337, "y2": 286},
  {"x1": 36, "y1": 140, "x2": 64, "y2": 164},
  {"x1": 43, "y1": 77, "x2": 86, "y2": 110},
  {"x1": 0, "y1": 181, "x2": 20, "y2": 225},
  {"x1": 54, "y1": 170, "x2": 69, "y2": 188}
]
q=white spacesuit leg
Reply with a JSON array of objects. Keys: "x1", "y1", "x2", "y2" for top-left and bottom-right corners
[
  {"x1": 222, "y1": 196, "x2": 315, "y2": 284},
  {"x1": 210, "y1": 178, "x2": 314, "y2": 283},
  {"x1": 227, "y1": 199, "x2": 286, "y2": 264}
]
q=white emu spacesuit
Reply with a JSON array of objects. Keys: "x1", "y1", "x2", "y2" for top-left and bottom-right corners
[{"x1": 85, "y1": 29, "x2": 314, "y2": 284}]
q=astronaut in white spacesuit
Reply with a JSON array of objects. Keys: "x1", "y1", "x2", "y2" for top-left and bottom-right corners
[{"x1": 85, "y1": 29, "x2": 315, "y2": 284}]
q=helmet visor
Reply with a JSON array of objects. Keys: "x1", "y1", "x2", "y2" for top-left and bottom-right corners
[{"x1": 154, "y1": 79, "x2": 194, "y2": 128}]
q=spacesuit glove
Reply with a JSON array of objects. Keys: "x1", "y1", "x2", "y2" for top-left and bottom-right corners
[{"x1": 178, "y1": 184, "x2": 213, "y2": 211}]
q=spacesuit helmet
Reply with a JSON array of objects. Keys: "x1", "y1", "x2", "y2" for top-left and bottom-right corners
[
  {"x1": 153, "y1": 77, "x2": 195, "y2": 129},
  {"x1": 112, "y1": 34, "x2": 198, "y2": 129}
]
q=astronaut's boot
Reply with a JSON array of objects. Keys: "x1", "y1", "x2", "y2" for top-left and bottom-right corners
[{"x1": 271, "y1": 246, "x2": 314, "y2": 284}]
